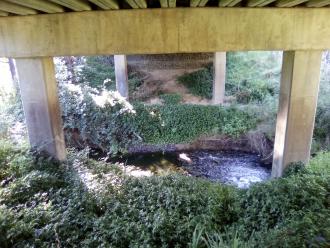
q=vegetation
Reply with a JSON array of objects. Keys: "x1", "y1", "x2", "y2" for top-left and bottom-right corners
[
  {"x1": 0, "y1": 141, "x2": 329, "y2": 247},
  {"x1": 226, "y1": 52, "x2": 280, "y2": 104},
  {"x1": 177, "y1": 52, "x2": 281, "y2": 104},
  {"x1": 178, "y1": 66, "x2": 213, "y2": 99},
  {"x1": 59, "y1": 84, "x2": 257, "y2": 154},
  {"x1": 0, "y1": 52, "x2": 329, "y2": 247},
  {"x1": 0, "y1": 90, "x2": 24, "y2": 139},
  {"x1": 159, "y1": 93, "x2": 182, "y2": 105}
]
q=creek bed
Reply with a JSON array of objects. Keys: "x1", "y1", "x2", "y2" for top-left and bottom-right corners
[{"x1": 112, "y1": 150, "x2": 271, "y2": 188}]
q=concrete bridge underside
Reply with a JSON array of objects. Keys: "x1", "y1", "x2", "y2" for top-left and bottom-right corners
[{"x1": 1, "y1": 7, "x2": 329, "y2": 177}]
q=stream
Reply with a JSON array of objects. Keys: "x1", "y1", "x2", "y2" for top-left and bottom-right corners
[{"x1": 113, "y1": 150, "x2": 271, "y2": 188}]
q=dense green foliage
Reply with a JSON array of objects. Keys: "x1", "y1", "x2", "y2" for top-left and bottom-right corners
[
  {"x1": 178, "y1": 66, "x2": 213, "y2": 99},
  {"x1": 133, "y1": 103, "x2": 256, "y2": 144},
  {"x1": 159, "y1": 93, "x2": 182, "y2": 105},
  {"x1": 177, "y1": 52, "x2": 281, "y2": 103},
  {"x1": 74, "y1": 56, "x2": 143, "y2": 95},
  {"x1": 79, "y1": 56, "x2": 116, "y2": 90},
  {"x1": 313, "y1": 106, "x2": 330, "y2": 152},
  {"x1": 0, "y1": 141, "x2": 329, "y2": 247},
  {"x1": 59, "y1": 84, "x2": 257, "y2": 154},
  {"x1": 226, "y1": 52, "x2": 281, "y2": 104},
  {"x1": 0, "y1": 89, "x2": 24, "y2": 139},
  {"x1": 59, "y1": 85, "x2": 139, "y2": 154}
]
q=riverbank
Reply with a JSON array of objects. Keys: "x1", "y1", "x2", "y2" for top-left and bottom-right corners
[{"x1": 128, "y1": 131, "x2": 274, "y2": 165}]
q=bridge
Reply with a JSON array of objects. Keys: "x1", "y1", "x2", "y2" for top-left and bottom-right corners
[{"x1": 0, "y1": 0, "x2": 329, "y2": 177}]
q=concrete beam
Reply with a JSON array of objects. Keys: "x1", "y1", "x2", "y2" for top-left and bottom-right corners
[
  {"x1": 0, "y1": 8, "x2": 330, "y2": 57},
  {"x1": 212, "y1": 52, "x2": 226, "y2": 105},
  {"x1": 49, "y1": 0, "x2": 92, "y2": 11},
  {"x1": 272, "y1": 50, "x2": 322, "y2": 177},
  {"x1": 0, "y1": 1, "x2": 37, "y2": 15},
  {"x1": 307, "y1": 0, "x2": 330, "y2": 7},
  {"x1": 114, "y1": 55, "x2": 129, "y2": 99},
  {"x1": 0, "y1": 10, "x2": 9, "y2": 16},
  {"x1": 248, "y1": 0, "x2": 277, "y2": 7},
  {"x1": 16, "y1": 57, "x2": 66, "y2": 160},
  {"x1": 276, "y1": 0, "x2": 308, "y2": 7},
  {"x1": 88, "y1": 0, "x2": 119, "y2": 10},
  {"x1": 5, "y1": 0, "x2": 65, "y2": 14}
]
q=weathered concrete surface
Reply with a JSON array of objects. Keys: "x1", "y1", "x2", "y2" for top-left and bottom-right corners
[
  {"x1": 16, "y1": 57, "x2": 66, "y2": 160},
  {"x1": 272, "y1": 51, "x2": 322, "y2": 177},
  {"x1": 1, "y1": 8, "x2": 330, "y2": 58},
  {"x1": 114, "y1": 55, "x2": 129, "y2": 99},
  {"x1": 212, "y1": 52, "x2": 226, "y2": 104},
  {"x1": 127, "y1": 53, "x2": 213, "y2": 70}
]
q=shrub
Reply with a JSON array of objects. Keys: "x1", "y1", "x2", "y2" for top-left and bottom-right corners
[
  {"x1": 177, "y1": 52, "x2": 281, "y2": 104},
  {"x1": 0, "y1": 142, "x2": 329, "y2": 247},
  {"x1": 178, "y1": 66, "x2": 213, "y2": 99},
  {"x1": 59, "y1": 85, "x2": 140, "y2": 154},
  {"x1": 314, "y1": 106, "x2": 330, "y2": 152},
  {"x1": 252, "y1": 209, "x2": 330, "y2": 248},
  {"x1": 236, "y1": 172, "x2": 330, "y2": 240},
  {"x1": 226, "y1": 52, "x2": 281, "y2": 104},
  {"x1": 79, "y1": 56, "x2": 116, "y2": 90},
  {"x1": 159, "y1": 93, "x2": 182, "y2": 105},
  {"x1": 0, "y1": 89, "x2": 25, "y2": 139},
  {"x1": 77, "y1": 56, "x2": 144, "y2": 95},
  {"x1": 0, "y1": 142, "x2": 240, "y2": 247},
  {"x1": 133, "y1": 104, "x2": 257, "y2": 145},
  {"x1": 93, "y1": 176, "x2": 239, "y2": 247},
  {"x1": 59, "y1": 84, "x2": 257, "y2": 153}
]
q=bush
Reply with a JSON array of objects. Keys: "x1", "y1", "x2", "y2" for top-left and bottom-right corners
[
  {"x1": 93, "y1": 176, "x2": 239, "y2": 247},
  {"x1": 133, "y1": 104, "x2": 257, "y2": 144},
  {"x1": 77, "y1": 56, "x2": 144, "y2": 95},
  {"x1": 159, "y1": 93, "x2": 182, "y2": 105},
  {"x1": 252, "y1": 209, "x2": 330, "y2": 248},
  {"x1": 178, "y1": 66, "x2": 213, "y2": 99},
  {"x1": 314, "y1": 106, "x2": 330, "y2": 152},
  {"x1": 79, "y1": 56, "x2": 116, "y2": 90},
  {"x1": 0, "y1": 142, "x2": 240, "y2": 247},
  {"x1": 0, "y1": 89, "x2": 25, "y2": 139},
  {"x1": 0, "y1": 142, "x2": 329, "y2": 247},
  {"x1": 59, "y1": 84, "x2": 257, "y2": 153},
  {"x1": 59, "y1": 85, "x2": 140, "y2": 154},
  {"x1": 177, "y1": 52, "x2": 281, "y2": 104},
  {"x1": 226, "y1": 52, "x2": 281, "y2": 104}
]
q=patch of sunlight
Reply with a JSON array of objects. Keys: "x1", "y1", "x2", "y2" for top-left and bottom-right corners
[
  {"x1": 91, "y1": 86, "x2": 136, "y2": 114},
  {"x1": 0, "y1": 58, "x2": 14, "y2": 95},
  {"x1": 179, "y1": 153, "x2": 192, "y2": 163}
]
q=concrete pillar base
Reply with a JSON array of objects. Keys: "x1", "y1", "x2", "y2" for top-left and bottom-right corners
[
  {"x1": 272, "y1": 51, "x2": 322, "y2": 177},
  {"x1": 212, "y1": 52, "x2": 226, "y2": 105},
  {"x1": 16, "y1": 57, "x2": 66, "y2": 160},
  {"x1": 114, "y1": 55, "x2": 129, "y2": 99}
]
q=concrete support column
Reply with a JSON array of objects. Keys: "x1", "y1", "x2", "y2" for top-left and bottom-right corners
[
  {"x1": 16, "y1": 57, "x2": 66, "y2": 160},
  {"x1": 114, "y1": 55, "x2": 129, "y2": 99},
  {"x1": 272, "y1": 51, "x2": 322, "y2": 177},
  {"x1": 212, "y1": 52, "x2": 226, "y2": 104}
]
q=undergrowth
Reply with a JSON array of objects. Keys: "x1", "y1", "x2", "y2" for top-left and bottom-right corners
[
  {"x1": 178, "y1": 66, "x2": 213, "y2": 99},
  {"x1": 60, "y1": 85, "x2": 257, "y2": 154},
  {"x1": 0, "y1": 141, "x2": 329, "y2": 247}
]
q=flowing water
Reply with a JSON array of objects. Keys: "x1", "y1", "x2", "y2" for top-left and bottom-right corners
[{"x1": 114, "y1": 150, "x2": 271, "y2": 188}]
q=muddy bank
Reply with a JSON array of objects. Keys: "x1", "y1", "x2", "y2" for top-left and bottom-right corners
[{"x1": 128, "y1": 132, "x2": 274, "y2": 165}]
